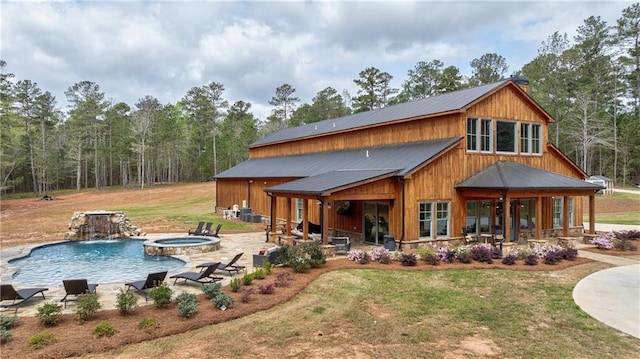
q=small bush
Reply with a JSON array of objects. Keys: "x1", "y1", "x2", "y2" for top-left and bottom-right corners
[
  {"x1": 524, "y1": 254, "x2": 538, "y2": 266},
  {"x1": 0, "y1": 328, "x2": 11, "y2": 345},
  {"x1": 591, "y1": 232, "x2": 614, "y2": 249},
  {"x1": 76, "y1": 292, "x2": 102, "y2": 322},
  {"x1": 543, "y1": 249, "x2": 564, "y2": 265},
  {"x1": 115, "y1": 288, "x2": 138, "y2": 316},
  {"x1": 257, "y1": 282, "x2": 276, "y2": 294},
  {"x1": 275, "y1": 272, "x2": 293, "y2": 287},
  {"x1": 278, "y1": 242, "x2": 326, "y2": 273},
  {"x1": 202, "y1": 283, "x2": 222, "y2": 299},
  {"x1": 92, "y1": 320, "x2": 116, "y2": 338},
  {"x1": 490, "y1": 246, "x2": 503, "y2": 259},
  {"x1": 437, "y1": 247, "x2": 457, "y2": 263},
  {"x1": 242, "y1": 272, "x2": 255, "y2": 285},
  {"x1": 212, "y1": 293, "x2": 234, "y2": 310},
  {"x1": 241, "y1": 287, "x2": 255, "y2": 303},
  {"x1": 562, "y1": 247, "x2": 578, "y2": 260},
  {"x1": 471, "y1": 244, "x2": 493, "y2": 263},
  {"x1": 261, "y1": 260, "x2": 273, "y2": 275},
  {"x1": 36, "y1": 302, "x2": 62, "y2": 327},
  {"x1": 370, "y1": 247, "x2": 392, "y2": 264},
  {"x1": 176, "y1": 292, "x2": 198, "y2": 318},
  {"x1": 138, "y1": 317, "x2": 158, "y2": 330},
  {"x1": 400, "y1": 253, "x2": 418, "y2": 266},
  {"x1": 149, "y1": 282, "x2": 173, "y2": 308},
  {"x1": 0, "y1": 316, "x2": 18, "y2": 330},
  {"x1": 502, "y1": 253, "x2": 517, "y2": 265},
  {"x1": 456, "y1": 248, "x2": 473, "y2": 264},
  {"x1": 253, "y1": 268, "x2": 266, "y2": 279},
  {"x1": 347, "y1": 250, "x2": 370, "y2": 264},
  {"x1": 613, "y1": 238, "x2": 638, "y2": 251},
  {"x1": 230, "y1": 278, "x2": 242, "y2": 292},
  {"x1": 419, "y1": 247, "x2": 440, "y2": 265},
  {"x1": 28, "y1": 331, "x2": 56, "y2": 349}
]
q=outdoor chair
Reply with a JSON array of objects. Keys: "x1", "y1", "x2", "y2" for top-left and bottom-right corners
[
  {"x1": 491, "y1": 234, "x2": 505, "y2": 251},
  {"x1": 462, "y1": 227, "x2": 479, "y2": 245},
  {"x1": 197, "y1": 252, "x2": 246, "y2": 276},
  {"x1": 330, "y1": 236, "x2": 351, "y2": 255},
  {"x1": 188, "y1": 221, "x2": 205, "y2": 235},
  {"x1": 61, "y1": 279, "x2": 98, "y2": 308},
  {"x1": 200, "y1": 222, "x2": 213, "y2": 235},
  {"x1": 1, "y1": 284, "x2": 48, "y2": 313},
  {"x1": 204, "y1": 223, "x2": 222, "y2": 237},
  {"x1": 170, "y1": 262, "x2": 223, "y2": 286},
  {"x1": 124, "y1": 271, "x2": 167, "y2": 301}
]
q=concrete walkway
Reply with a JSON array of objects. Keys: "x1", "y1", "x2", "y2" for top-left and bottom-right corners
[{"x1": 574, "y1": 250, "x2": 640, "y2": 339}]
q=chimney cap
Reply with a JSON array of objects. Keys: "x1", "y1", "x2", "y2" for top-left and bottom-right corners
[{"x1": 509, "y1": 74, "x2": 529, "y2": 86}]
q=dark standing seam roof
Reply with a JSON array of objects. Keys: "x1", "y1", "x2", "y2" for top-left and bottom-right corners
[
  {"x1": 265, "y1": 169, "x2": 398, "y2": 196},
  {"x1": 251, "y1": 80, "x2": 509, "y2": 147},
  {"x1": 216, "y1": 137, "x2": 461, "y2": 179},
  {"x1": 455, "y1": 161, "x2": 604, "y2": 191}
]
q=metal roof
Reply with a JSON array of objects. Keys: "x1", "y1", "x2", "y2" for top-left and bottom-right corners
[
  {"x1": 215, "y1": 137, "x2": 461, "y2": 179},
  {"x1": 265, "y1": 169, "x2": 398, "y2": 196},
  {"x1": 455, "y1": 161, "x2": 604, "y2": 191},
  {"x1": 251, "y1": 80, "x2": 509, "y2": 147}
]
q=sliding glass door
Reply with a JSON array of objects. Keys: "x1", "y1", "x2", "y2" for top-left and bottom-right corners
[{"x1": 363, "y1": 202, "x2": 389, "y2": 245}]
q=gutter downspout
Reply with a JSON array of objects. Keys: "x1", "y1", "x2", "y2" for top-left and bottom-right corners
[
  {"x1": 266, "y1": 192, "x2": 273, "y2": 243},
  {"x1": 247, "y1": 179, "x2": 252, "y2": 209},
  {"x1": 214, "y1": 179, "x2": 218, "y2": 210},
  {"x1": 398, "y1": 177, "x2": 405, "y2": 251}
]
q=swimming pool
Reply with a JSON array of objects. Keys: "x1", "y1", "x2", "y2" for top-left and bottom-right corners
[{"x1": 9, "y1": 239, "x2": 186, "y2": 286}]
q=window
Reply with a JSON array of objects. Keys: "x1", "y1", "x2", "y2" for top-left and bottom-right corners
[
  {"x1": 466, "y1": 117, "x2": 478, "y2": 151},
  {"x1": 553, "y1": 198, "x2": 563, "y2": 228},
  {"x1": 531, "y1": 124, "x2": 541, "y2": 154},
  {"x1": 436, "y1": 202, "x2": 450, "y2": 237},
  {"x1": 480, "y1": 119, "x2": 492, "y2": 152},
  {"x1": 465, "y1": 201, "x2": 478, "y2": 234},
  {"x1": 419, "y1": 202, "x2": 432, "y2": 238},
  {"x1": 496, "y1": 121, "x2": 516, "y2": 153},
  {"x1": 295, "y1": 198, "x2": 303, "y2": 222},
  {"x1": 520, "y1": 123, "x2": 530, "y2": 154},
  {"x1": 568, "y1": 197, "x2": 575, "y2": 227}
]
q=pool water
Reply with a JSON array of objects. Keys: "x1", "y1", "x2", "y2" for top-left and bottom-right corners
[{"x1": 9, "y1": 239, "x2": 185, "y2": 286}]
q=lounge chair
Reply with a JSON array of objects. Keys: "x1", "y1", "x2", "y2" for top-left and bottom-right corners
[
  {"x1": 1, "y1": 284, "x2": 48, "y2": 313},
  {"x1": 170, "y1": 262, "x2": 223, "y2": 286},
  {"x1": 188, "y1": 221, "x2": 205, "y2": 235},
  {"x1": 197, "y1": 252, "x2": 246, "y2": 277},
  {"x1": 124, "y1": 271, "x2": 167, "y2": 301},
  {"x1": 204, "y1": 223, "x2": 222, "y2": 237},
  {"x1": 330, "y1": 237, "x2": 351, "y2": 255},
  {"x1": 61, "y1": 279, "x2": 98, "y2": 308}
]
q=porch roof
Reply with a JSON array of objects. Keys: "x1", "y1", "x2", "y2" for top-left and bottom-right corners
[
  {"x1": 216, "y1": 137, "x2": 461, "y2": 179},
  {"x1": 455, "y1": 161, "x2": 604, "y2": 191},
  {"x1": 265, "y1": 169, "x2": 398, "y2": 196}
]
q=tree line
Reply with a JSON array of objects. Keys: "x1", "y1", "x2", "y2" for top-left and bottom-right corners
[{"x1": 1, "y1": 4, "x2": 639, "y2": 194}]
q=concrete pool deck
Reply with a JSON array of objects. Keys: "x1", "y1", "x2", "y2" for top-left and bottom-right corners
[{"x1": 1, "y1": 232, "x2": 274, "y2": 316}]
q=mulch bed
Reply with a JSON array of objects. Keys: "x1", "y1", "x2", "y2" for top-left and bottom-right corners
[{"x1": 2, "y1": 257, "x2": 592, "y2": 359}]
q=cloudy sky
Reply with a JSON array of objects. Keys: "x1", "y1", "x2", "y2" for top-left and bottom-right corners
[{"x1": 2, "y1": 1, "x2": 632, "y2": 120}]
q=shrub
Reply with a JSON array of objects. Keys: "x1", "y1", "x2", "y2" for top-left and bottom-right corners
[
  {"x1": 275, "y1": 272, "x2": 293, "y2": 287},
  {"x1": 0, "y1": 327, "x2": 11, "y2": 345},
  {"x1": 36, "y1": 302, "x2": 62, "y2": 327},
  {"x1": 241, "y1": 287, "x2": 255, "y2": 303},
  {"x1": 490, "y1": 246, "x2": 503, "y2": 259},
  {"x1": 470, "y1": 244, "x2": 493, "y2": 263},
  {"x1": 202, "y1": 283, "x2": 222, "y2": 299},
  {"x1": 93, "y1": 320, "x2": 116, "y2": 338},
  {"x1": 419, "y1": 247, "x2": 440, "y2": 265},
  {"x1": 253, "y1": 267, "x2": 266, "y2": 279},
  {"x1": 524, "y1": 254, "x2": 538, "y2": 266},
  {"x1": 176, "y1": 292, "x2": 198, "y2": 318},
  {"x1": 613, "y1": 238, "x2": 638, "y2": 251},
  {"x1": 138, "y1": 317, "x2": 158, "y2": 330},
  {"x1": 115, "y1": 288, "x2": 138, "y2": 316},
  {"x1": 28, "y1": 331, "x2": 56, "y2": 349},
  {"x1": 456, "y1": 248, "x2": 473, "y2": 264},
  {"x1": 347, "y1": 250, "x2": 370, "y2": 264},
  {"x1": 591, "y1": 232, "x2": 614, "y2": 249},
  {"x1": 0, "y1": 317, "x2": 17, "y2": 344},
  {"x1": 370, "y1": 246, "x2": 392, "y2": 264},
  {"x1": 278, "y1": 242, "x2": 326, "y2": 272},
  {"x1": 562, "y1": 247, "x2": 578, "y2": 260},
  {"x1": 502, "y1": 253, "x2": 517, "y2": 265},
  {"x1": 400, "y1": 253, "x2": 417, "y2": 266},
  {"x1": 261, "y1": 260, "x2": 273, "y2": 275},
  {"x1": 230, "y1": 278, "x2": 242, "y2": 292},
  {"x1": 543, "y1": 249, "x2": 564, "y2": 265},
  {"x1": 437, "y1": 246, "x2": 457, "y2": 263},
  {"x1": 149, "y1": 282, "x2": 173, "y2": 308},
  {"x1": 614, "y1": 230, "x2": 640, "y2": 241},
  {"x1": 257, "y1": 282, "x2": 276, "y2": 294},
  {"x1": 242, "y1": 272, "x2": 255, "y2": 285},
  {"x1": 211, "y1": 293, "x2": 234, "y2": 310},
  {"x1": 76, "y1": 292, "x2": 102, "y2": 322}
]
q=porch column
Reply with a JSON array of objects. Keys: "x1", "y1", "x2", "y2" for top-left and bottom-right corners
[
  {"x1": 322, "y1": 199, "x2": 329, "y2": 245},
  {"x1": 302, "y1": 199, "x2": 309, "y2": 240},
  {"x1": 535, "y1": 196, "x2": 542, "y2": 239},
  {"x1": 285, "y1": 197, "x2": 292, "y2": 236},
  {"x1": 589, "y1": 194, "x2": 596, "y2": 234},
  {"x1": 270, "y1": 194, "x2": 277, "y2": 235},
  {"x1": 562, "y1": 195, "x2": 569, "y2": 237},
  {"x1": 504, "y1": 193, "x2": 511, "y2": 242}
]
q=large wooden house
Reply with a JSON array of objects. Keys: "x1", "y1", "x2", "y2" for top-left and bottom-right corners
[{"x1": 215, "y1": 77, "x2": 602, "y2": 246}]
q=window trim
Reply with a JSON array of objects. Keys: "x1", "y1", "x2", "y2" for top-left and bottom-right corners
[
  {"x1": 496, "y1": 120, "x2": 517, "y2": 154},
  {"x1": 466, "y1": 117, "x2": 478, "y2": 152},
  {"x1": 419, "y1": 201, "x2": 451, "y2": 239},
  {"x1": 531, "y1": 123, "x2": 542, "y2": 155},
  {"x1": 480, "y1": 118, "x2": 492, "y2": 153}
]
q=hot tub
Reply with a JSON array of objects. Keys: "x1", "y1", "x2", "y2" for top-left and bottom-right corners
[{"x1": 143, "y1": 236, "x2": 221, "y2": 256}]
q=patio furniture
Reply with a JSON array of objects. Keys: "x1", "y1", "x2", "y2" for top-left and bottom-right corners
[
  {"x1": 253, "y1": 247, "x2": 280, "y2": 267},
  {"x1": 124, "y1": 271, "x2": 167, "y2": 301},
  {"x1": 197, "y1": 253, "x2": 246, "y2": 276},
  {"x1": 188, "y1": 221, "x2": 205, "y2": 235},
  {"x1": 1, "y1": 284, "x2": 48, "y2": 313},
  {"x1": 171, "y1": 263, "x2": 223, "y2": 285},
  {"x1": 61, "y1": 279, "x2": 98, "y2": 308},
  {"x1": 204, "y1": 223, "x2": 222, "y2": 237},
  {"x1": 330, "y1": 236, "x2": 351, "y2": 255}
]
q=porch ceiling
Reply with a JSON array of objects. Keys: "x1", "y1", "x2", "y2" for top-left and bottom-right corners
[{"x1": 265, "y1": 169, "x2": 398, "y2": 196}]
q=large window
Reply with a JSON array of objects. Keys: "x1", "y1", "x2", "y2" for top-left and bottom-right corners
[
  {"x1": 496, "y1": 121, "x2": 517, "y2": 153},
  {"x1": 520, "y1": 123, "x2": 542, "y2": 155},
  {"x1": 436, "y1": 202, "x2": 450, "y2": 237},
  {"x1": 419, "y1": 202, "x2": 432, "y2": 238},
  {"x1": 553, "y1": 198, "x2": 563, "y2": 228},
  {"x1": 467, "y1": 117, "x2": 492, "y2": 153}
]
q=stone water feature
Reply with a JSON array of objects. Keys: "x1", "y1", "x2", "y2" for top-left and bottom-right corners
[{"x1": 64, "y1": 210, "x2": 144, "y2": 241}]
